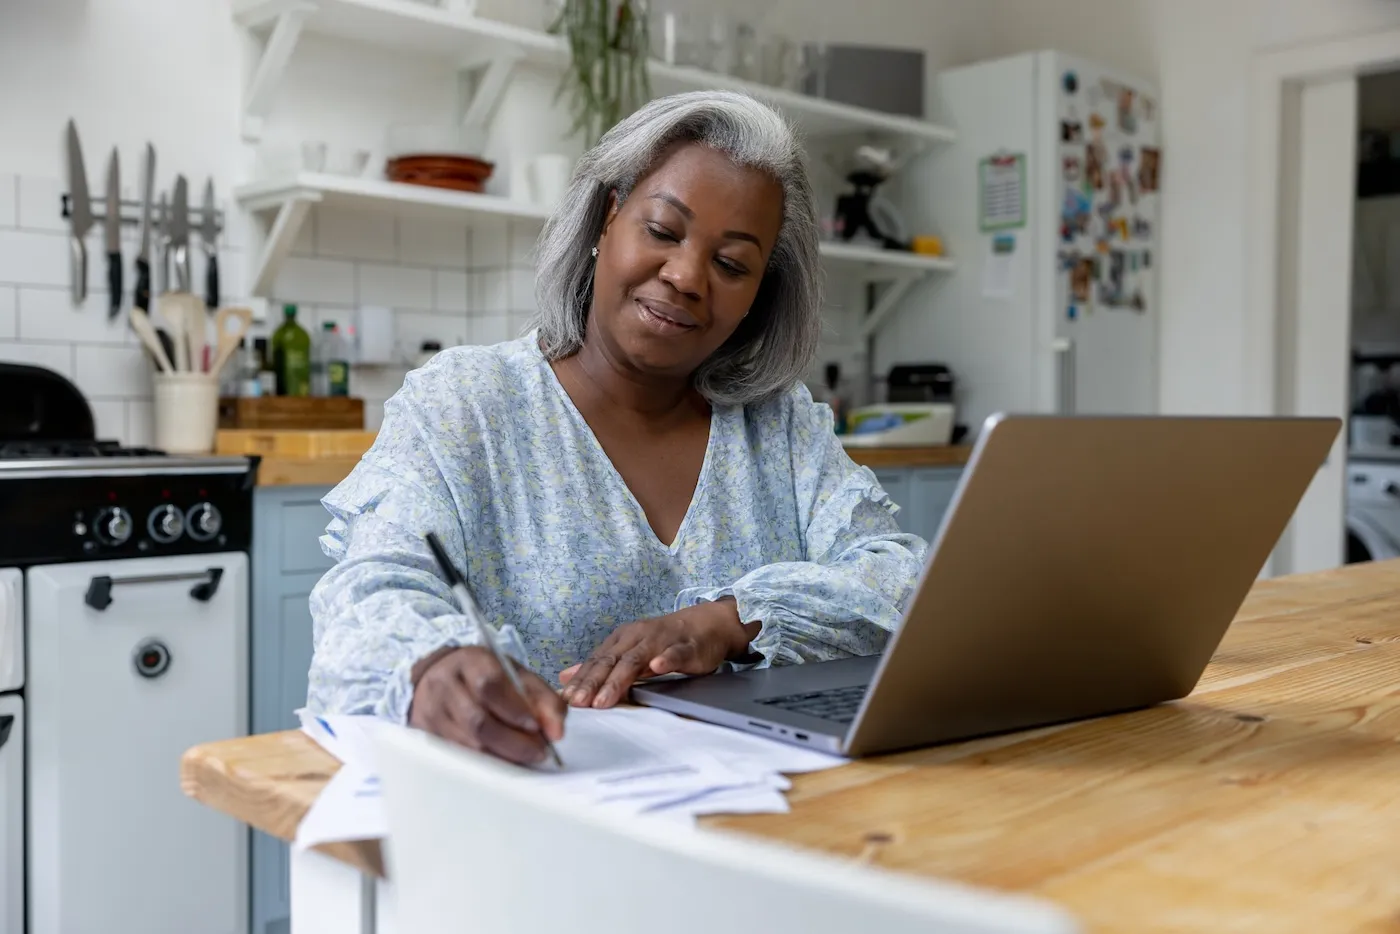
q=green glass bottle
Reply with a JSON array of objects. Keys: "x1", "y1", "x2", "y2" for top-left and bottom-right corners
[{"x1": 272, "y1": 303, "x2": 311, "y2": 397}]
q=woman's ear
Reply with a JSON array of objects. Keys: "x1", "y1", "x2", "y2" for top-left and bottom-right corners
[{"x1": 599, "y1": 188, "x2": 622, "y2": 241}]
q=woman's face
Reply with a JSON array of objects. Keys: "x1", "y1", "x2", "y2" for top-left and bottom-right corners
[{"x1": 589, "y1": 142, "x2": 784, "y2": 381}]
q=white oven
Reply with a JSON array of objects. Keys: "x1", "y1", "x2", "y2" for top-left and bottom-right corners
[{"x1": 1, "y1": 567, "x2": 23, "y2": 934}]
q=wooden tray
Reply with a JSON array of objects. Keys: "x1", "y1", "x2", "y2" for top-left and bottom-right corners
[
  {"x1": 217, "y1": 397, "x2": 365, "y2": 430},
  {"x1": 215, "y1": 429, "x2": 377, "y2": 458}
]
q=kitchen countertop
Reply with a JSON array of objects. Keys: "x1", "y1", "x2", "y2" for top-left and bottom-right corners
[
  {"x1": 181, "y1": 559, "x2": 1400, "y2": 931},
  {"x1": 230, "y1": 429, "x2": 971, "y2": 487},
  {"x1": 843, "y1": 444, "x2": 971, "y2": 468}
]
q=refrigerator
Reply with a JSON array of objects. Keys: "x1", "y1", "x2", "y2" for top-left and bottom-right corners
[{"x1": 878, "y1": 50, "x2": 1160, "y2": 434}]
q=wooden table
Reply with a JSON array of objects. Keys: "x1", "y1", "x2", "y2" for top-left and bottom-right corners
[{"x1": 183, "y1": 559, "x2": 1400, "y2": 933}]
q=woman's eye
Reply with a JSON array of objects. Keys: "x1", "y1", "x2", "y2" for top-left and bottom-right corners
[
  {"x1": 645, "y1": 224, "x2": 677, "y2": 242},
  {"x1": 716, "y1": 258, "x2": 747, "y2": 278}
]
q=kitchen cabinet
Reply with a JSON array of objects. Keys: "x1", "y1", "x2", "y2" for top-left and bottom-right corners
[
  {"x1": 250, "y1": 484, "x2": 335, "y2": 934},
  {"x1": 873, "y1": 466, "x2": 964, "y2": 544}
]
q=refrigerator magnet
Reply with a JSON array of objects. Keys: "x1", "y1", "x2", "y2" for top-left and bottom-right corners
[
  {"x1": 1061, "y1": 119, "x2": 1083, "y2": 143},
  {"x1": 1063, "y1": 71, "x2": 1079, "y2": 95},
  {"x1": 1063, "y1": 156, "x2": 1081, "y2": 183},
  {"x1": 1143, "y1": 250, "x2": 1152, "y2": 269},
  {"x1": 1086, "y1": 143, "x2": 1105, "y2": 189},
  {"x1": 1133, "y1": 216, "x2": 1152, "y2": 239},
  {"x1": 1138, "y1": 148, "x2": 1161, "y2": 192},
  {"x1": 1117, "y1": 88, "x2": 1138, "y2": 134},
  {"x1": 1067, "y1": 304, "x2": 1079, "y2": 321},
  {"x1": 1070, "y1": 258, "x2": 1095, "y2": 302}
]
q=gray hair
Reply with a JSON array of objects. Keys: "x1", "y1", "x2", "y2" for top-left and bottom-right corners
[{"x1": 530, "y1": 90, "x2": 823, "y2": 407}]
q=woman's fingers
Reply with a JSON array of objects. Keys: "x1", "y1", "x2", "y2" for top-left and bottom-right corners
[
  {"x1": 591, "y1": 643, "x2": 660, "y2": 708},
  {"x1": 648, "y1": 640, "x2": 700, "y2": 675},
  {"x1": 522, "y1": 669, "x2": 568, "y2": 742},
  {"x1": 411, "y1": 647, "x2": 556, "y2": 767},
  {"x1": 562, "y1": 628, "x2": 644, "y2": 708}
]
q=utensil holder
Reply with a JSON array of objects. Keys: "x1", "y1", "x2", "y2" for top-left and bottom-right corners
[{"x1": 154, "y1": 373, "x2": 220, "y2": 454}]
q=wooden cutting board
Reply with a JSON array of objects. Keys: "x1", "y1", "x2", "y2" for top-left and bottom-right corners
[{"x1": 215, "y1": 429, "x2": 377, "y2": 459}]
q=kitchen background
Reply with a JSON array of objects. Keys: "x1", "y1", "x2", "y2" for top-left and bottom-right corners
[{"x1": 7, "y1": 0, "x2": 1400, "y2": 439}]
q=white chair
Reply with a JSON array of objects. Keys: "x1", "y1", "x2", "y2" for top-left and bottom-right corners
[{"x1": 372, "y1": 726, "x2": 1081, "y2": 934}]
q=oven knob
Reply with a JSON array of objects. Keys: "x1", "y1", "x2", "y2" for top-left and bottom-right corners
[
  {"x1": 186, "y1": 503, "x2": 222, "y2": 542},
  {"x1": 147, "y1": 504, "x2": 184, "y2": 543},
  {"x1": 95, "y1": 507, "x2": 133, "y2": 546}
]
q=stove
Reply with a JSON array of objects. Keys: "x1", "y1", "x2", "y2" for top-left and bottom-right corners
[{"x1": 0, "y1": 362, "x2": 256, "y2": 934}]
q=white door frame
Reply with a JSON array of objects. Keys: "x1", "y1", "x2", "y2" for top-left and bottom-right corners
[{"x1": 1245, "y1": 28, "x2": 1400, "y2": 576}]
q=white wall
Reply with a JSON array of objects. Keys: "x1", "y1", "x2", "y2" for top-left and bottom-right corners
[
  {"x1": 978, "y1": 0, "x2": 1400, "y2": 416},
  {"x1": 0, "y1": 0, "x2": 1000, "y2": 437}
]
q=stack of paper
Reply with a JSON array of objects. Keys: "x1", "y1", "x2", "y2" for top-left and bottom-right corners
[{"x1": 293, "y1": 705, "x2": 846, "y2": 849}]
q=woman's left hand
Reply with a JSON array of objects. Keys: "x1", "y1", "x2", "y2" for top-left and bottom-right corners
[{"x1": 559, "y1": 598, "x2": 759, "y2": 708}]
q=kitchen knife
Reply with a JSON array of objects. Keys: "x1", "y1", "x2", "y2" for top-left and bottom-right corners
[
  {"x1": 170, "y1": 176, "x2": 191, "y2": 293},
  {"x1": 65, "y1": 120, "x2": 94, "y2": 305},
  {"x1": 134, "y1": 143, "x2": 155, "y2": 312},
  {"x1": 104, "y1": 147, "x2": 122, "y2": 319},
  {"x1": 200, "y1": 178, "x2": 219, "y2": 311},
  {"x1": 156, "y1": 192, "x2": 170, "y2": 295}
]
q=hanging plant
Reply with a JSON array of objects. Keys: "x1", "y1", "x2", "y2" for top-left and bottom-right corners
[{"x1": 547, "y1": 0, "x2": 652, "y2": 148}]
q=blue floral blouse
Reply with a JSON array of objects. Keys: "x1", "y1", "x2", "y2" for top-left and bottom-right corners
[{"x1": 307, "y1": 332, "x2": 929, "y2": 724}]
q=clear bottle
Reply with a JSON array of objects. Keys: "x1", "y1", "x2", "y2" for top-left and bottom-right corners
[
  {"x1": 310, "y1": 322, "x2": 329, "y2": 397},
  {"x1": 322, "y1": 321, "x2": 351, "y2": 397},
  {"x1": 237, "y1": 338, "x2": 263, "y2": 397},
  {"x1": 254, "y1": 337, "x2": 277, "y2": 397},
  {"x1": 271, "y1": 304, "x2": 311, "y2": 397}
]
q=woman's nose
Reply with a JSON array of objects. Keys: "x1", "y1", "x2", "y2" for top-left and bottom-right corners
[{"x1": 658, "y1": 246, "x2": 706, "y2": 299}]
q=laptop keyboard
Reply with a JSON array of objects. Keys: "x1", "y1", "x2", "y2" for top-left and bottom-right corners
[{"x1": 754, "y1": 684, "x2": 868, "y2": 724}]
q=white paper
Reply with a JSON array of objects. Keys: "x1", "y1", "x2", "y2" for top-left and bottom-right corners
[
  {"x1": 982, "y1": 233, "x2": 1017, "y2": 299},
  {"x1": 291, "y1": 705, "x2": 847, "y2": 846},
  {"x1": 293, "y1": 762, "x2": 388, "y2": 849}
]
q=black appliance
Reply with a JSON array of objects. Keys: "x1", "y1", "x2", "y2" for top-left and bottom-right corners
[{"x1": 0, "y1": 363, "x2": 258, "y2": 566}]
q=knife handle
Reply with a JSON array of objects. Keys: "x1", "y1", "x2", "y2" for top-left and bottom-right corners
[
  {"x1": 70, "y1": 237, "x2": 87, "y2": 305},
  {"x1": 205, "y1": 253, "x2": 219, "y2": 311},
  {"x1": 107, "y1": 252, "x2": 123, "y2": 318},
  {"x1": 134, "y1": 258, "x2": 151, "y2": 312}
]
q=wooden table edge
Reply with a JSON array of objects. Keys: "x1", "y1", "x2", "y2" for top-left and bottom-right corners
[{"x1": 180, "y1": 737, "x2": 385, "y2": 877}]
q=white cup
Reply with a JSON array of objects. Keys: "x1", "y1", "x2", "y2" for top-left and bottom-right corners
[
  {"x1": 528, "y1": 154, "x2": 573, "y2": 210},
  {"x1": 153, "y1": 373, "x2": 220, "y2": 454}
]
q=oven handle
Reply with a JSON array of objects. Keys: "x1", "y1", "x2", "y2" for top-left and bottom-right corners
[
  {"x1": 84, "y1": 567, "x2": 224, "y2": 611},
  {"x1": 0, "y1": 714, "x2": 12, "y2": 751}
]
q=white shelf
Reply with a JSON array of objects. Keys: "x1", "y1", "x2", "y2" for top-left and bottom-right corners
[
  {"x1": 234, "y1": 172, "x2": 956, "y2": 303},
  {"x1": 819, "y1": 242, "x2": 956, "y2": 276},
  {"x1": 234, "y1": 172, "x2": 549, "y2": 296},
  {"x1": 231, "y1": 0, "x2": 957, "y2": 145},
  {"x1": 236, "y1": 172, "x2": 549, "y2": 222}
]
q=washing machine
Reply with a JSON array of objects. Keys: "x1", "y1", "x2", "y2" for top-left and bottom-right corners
[{"x1": 1345, "y1": 459, "x2": 1400, "y2": 562}]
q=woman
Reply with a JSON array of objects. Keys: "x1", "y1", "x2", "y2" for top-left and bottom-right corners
[{"x1": 307, "y1": 90, "x2": 928, "y2": 767}]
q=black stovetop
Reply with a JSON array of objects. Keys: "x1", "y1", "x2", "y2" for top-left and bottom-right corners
[{"x1": 0, "y1": 439, "x2": 168, "y2": 460}]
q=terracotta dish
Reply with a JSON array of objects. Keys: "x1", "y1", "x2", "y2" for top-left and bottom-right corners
[{"x1": 386, "y1": 155, "x2": 495, "y2": 193}]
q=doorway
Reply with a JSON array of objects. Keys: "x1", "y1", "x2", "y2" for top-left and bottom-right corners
[
  {"x1": 1344, "y1": 72, "x2": 1400, "y2": 566},
  {"x1": 1248, "y1": 30, "x2": 1400, "y2": 578}
]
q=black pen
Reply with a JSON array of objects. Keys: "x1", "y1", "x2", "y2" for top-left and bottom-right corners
[{"x1": 424, "y1": 531, "x2": 564, "y2": 769}]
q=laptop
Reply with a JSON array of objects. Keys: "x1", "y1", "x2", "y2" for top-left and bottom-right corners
[{"x1": 631, "y1": 413, "x2": 1340, "y2": 758}]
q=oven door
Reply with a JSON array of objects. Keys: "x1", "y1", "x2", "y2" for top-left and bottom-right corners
[
  {"x1": 27, "y1": 553, "x2": 248, "y2": 934},
  {"x1": 0, "y1": 568, "x2": 21, "y2": 693},
  {"x1": 0, "y1": 692, "x2": 22, "y2": 934}
]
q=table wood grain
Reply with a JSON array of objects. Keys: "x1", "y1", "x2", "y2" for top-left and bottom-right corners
[{"x1": 181, "y1": 559, "x2": 1400, "y2": 932}]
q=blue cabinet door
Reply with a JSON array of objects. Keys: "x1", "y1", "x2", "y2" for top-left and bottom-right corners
[
  {"x1": 250, "y1": 485, "x2": 334, "y2": 934},
  {"x1": 907, "y1": 467, "x2": 963, "y2": 544},
  {"x1": 872, "y1": 469, "x2": 913, "y2": 533}
]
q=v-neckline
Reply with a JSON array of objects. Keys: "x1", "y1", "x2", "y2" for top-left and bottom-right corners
[{"x1": 533, "y1": 337, "x2": 719, "y2": 555}]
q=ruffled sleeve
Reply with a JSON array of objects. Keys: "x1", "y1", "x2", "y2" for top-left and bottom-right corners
[
  {"x1": 674, "y1": 386, "x2": 928, "y2": 666},
  {"x1": 305, "y1": 366, "x2": 525, "y2": 724}
]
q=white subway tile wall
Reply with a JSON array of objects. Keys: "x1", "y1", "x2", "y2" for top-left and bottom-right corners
[{"x1": 0, "y1": 173, "x2": 545, "y2": 439}]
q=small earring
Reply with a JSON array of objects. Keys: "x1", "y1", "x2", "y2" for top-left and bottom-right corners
[{"x1": 590, "y1": 246, "x2": 599, "y2": 258}]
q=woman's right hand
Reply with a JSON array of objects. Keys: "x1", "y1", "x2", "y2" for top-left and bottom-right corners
[{"x1": 408, "y1": 646, "x2": 566, "y2": 766}]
